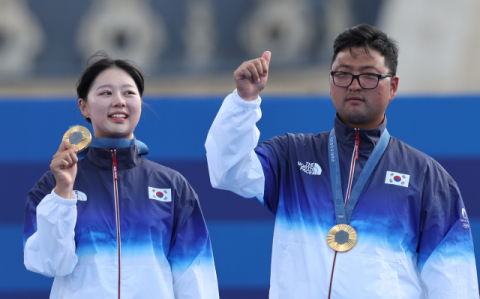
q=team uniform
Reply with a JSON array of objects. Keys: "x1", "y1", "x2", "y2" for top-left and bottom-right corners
[
  {"x1": 205, "y1": 90, "x2": 479, "y2": 298},
  {"x1": 24, "y1": 145, "x2": 219, "y2": 299}
]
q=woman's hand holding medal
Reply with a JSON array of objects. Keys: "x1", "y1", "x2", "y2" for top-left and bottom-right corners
[{"x1": 51, "y1": 140, "x2": 79, "y2": 199}]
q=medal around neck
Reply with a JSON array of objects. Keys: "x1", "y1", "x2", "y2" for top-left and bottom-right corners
[
  {"x1": 327, "y1": 128, "x2": 390, "y2": 253},
  {"x1": 327, "y1": 224, "x2": 357, "y2": 252},
  {"x1": 62, "y1": 126, "x2": 92, "y2": 152}
]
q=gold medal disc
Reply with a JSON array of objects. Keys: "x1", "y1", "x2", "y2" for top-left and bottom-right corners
[
  {"x1": 327, "y1": 224, "x2": 357, "y2": 252},
  {"x1": 62, "y1": 126, "x2": 92, "y2": 152}
]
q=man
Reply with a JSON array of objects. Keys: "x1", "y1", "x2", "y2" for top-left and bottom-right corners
[{"x1": 205, "y1": 24, "x2": 479, "y2": 298}]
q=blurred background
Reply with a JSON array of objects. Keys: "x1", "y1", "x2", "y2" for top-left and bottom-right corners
[{"x1": 0, "y1": 0, "x2": 479, "y2": 298}]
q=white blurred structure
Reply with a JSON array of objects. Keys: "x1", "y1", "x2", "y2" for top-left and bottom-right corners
[
  {"x1": 379, "y1": 0, "x2": 480, "y2": 93},
  {"x1": 183, "y1": 0, "x2": 217, "y2": 69},
  {"x1": 76, "y1": 0, "x2": 166, "y2": 70},
  {"x1": 324, "y1": 0, "x2": 352, "y2": 49},
  {"x1": 0, "y1": 0, "x2": 44, "y2": 77},
  {"x1": 238, "y1": 0, "x2": 314, "y2": 63}
]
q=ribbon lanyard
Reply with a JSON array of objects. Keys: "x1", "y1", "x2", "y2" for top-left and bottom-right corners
[
  {"x1": 328, "y1": 128, "x2": 390, "y2": 225},
  {"x1": 77, "y1": 137, "x2": 149, "y2": 158}
]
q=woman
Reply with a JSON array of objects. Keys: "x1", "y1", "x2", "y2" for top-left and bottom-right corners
[{"x1": 23, "y1": 53, "x2": 219, "y2": 298}]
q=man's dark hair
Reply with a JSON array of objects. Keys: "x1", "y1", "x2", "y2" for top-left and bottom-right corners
[
  {"x1": 331, "y1": 24, "x2": 398, "y2": 75},
  {"x1": 76, "y1": 51, "x2": 145, "y2": 123}
]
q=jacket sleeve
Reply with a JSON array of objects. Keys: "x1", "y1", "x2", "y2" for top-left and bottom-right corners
[
  {"x1": 205, "y1": 89, "x2": 266, "y2": 202},
  {"x1": 418, "y1": 160, "x2": 479, "y2": 298},
  {"x1": 254, "y1": 136, "x2": 289, "y2": 214},
  {"x1": 23, "y1": 173, "x2": 78, "y2": 277},
  {"x1": 167, "y1": 181, "x2": 219, "y2": 299}
]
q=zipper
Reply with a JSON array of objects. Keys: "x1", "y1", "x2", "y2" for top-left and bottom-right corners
[
  {"x1": 112, "y1": 150, "x2": 121, "y2": 299},
  {"x1": 328, "y1": 252, "x2": 338, "y2": 298},
  {"x1": 345, "y1": 129, "x2": 360, "y2": 205},
  {"x1": 328, "y1": 128, "x2": 359, "y2": 298}
]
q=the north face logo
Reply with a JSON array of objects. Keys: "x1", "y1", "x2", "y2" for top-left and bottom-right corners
[{"x1": 298, "y1": 161, "x2": 322, "y2": 175}]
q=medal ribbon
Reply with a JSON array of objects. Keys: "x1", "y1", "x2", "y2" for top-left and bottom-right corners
[
  {"x1": 77, "y1": 137, "x2": 149, "y2": 157},
  {"x1": 329, "y1": 128, "x2": 390, "y2": 224}
]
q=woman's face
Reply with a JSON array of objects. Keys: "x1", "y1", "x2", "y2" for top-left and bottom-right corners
[{"x1": 79, "y1": 68, "x2": 142, "y2": 139}]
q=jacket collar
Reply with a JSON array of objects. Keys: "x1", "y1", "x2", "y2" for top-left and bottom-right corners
[
  {"x1": 86, "y1": 145, "x2": 142, "y2": 170},
  {"x1": 333, "y1": 114, "x2": 387, "y2": 150}
]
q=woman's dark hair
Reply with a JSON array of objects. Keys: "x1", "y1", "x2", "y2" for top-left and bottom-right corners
[
  {"x1": 77, "y1": 52, "x2": 145, "y2": 123},
  {"x1": 331, "y1": 24, "x2": 399, "y2": 75}
]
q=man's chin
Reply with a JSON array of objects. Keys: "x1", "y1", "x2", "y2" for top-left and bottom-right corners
[{"x1": 339, "y1": 113, "x2": 366, "y2": 125}]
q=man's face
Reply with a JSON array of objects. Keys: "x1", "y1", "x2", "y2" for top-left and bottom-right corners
[{"x1": 330, "y1": 47, "x2": 399, "y2": 130}]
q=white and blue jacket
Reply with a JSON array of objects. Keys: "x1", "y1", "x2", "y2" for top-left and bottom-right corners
[
  {"x1": 24, "y1": 145, "x2": 219, "y2": 299},
  {"x1": 205, "y1": 90, "x2": 479, "y2": 298}
]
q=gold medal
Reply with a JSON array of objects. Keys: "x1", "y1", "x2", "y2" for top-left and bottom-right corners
[
  {"x1": 327, "y1": 224, "x2": 357, "y2": 252},
  {"x1": 62, "y1": 126, "x2": 92, "y2": 152}
]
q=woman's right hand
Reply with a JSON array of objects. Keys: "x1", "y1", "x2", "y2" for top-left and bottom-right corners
[
  {"x1": 234, "y1": 51, "x2": 271, "y2": 101},
  {"x1": 51, "y1": 140, "x2": 78, "y2": 199}
]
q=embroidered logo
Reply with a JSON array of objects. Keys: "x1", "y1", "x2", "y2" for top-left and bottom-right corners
[
  {"x1": 385, "y1": 171, "x2": 410, "y2": 187},
  {"x1": 298, "y1": 161, "x2": 322, "y2": 175},
  {"x1": 461, "y1": 208, "x2": 470, "y2": 228},
  {"x1": 74, "y1": 190, "x2": 87, "y2": 201},
  {"x1": 148, "y1": 187, "x2": 172, "y2": 202}
]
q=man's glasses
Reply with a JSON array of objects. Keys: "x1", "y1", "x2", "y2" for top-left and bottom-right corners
[{"x1": 330, "y1": 71, "x2": 393, "y2": 89}]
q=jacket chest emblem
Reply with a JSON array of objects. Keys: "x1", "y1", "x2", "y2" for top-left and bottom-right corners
[
  {"x1": 148, "y1": 187, "x2": 172, "y2": 202},
  {"x1": 298, "y1": 161, "x2": 322, "y2": 175},
  {"x1": 74, "y1": 190, "x2": 88, "y2": 201},
  {"x1": 385, "y1": 171, "x2": 410, "y2": 187}
]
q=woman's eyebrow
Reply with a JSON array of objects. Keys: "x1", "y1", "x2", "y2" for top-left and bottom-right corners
[
  {"x1": 95, "y1": 84, "x2": 113, "y2": 91},
  {"x1": 95, "y1": 84, "x2": 135, "y2": 91}
]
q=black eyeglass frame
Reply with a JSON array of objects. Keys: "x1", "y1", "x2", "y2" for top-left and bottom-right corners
[{"x1": 330, "y1": 71, "x2": 393, "y2": 89}]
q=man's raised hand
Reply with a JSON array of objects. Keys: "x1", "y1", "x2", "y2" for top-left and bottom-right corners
[{"x1": 234, "y1": 51, "x2": 271, "y2": 101}]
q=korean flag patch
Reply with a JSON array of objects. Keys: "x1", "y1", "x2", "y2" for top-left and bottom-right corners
[
  {"x1": 385, "y1": 171, "x2": 410, "y2": 188},
  {"x1": 149, "y1": 187, "x2": 172, "y2": 202}
]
